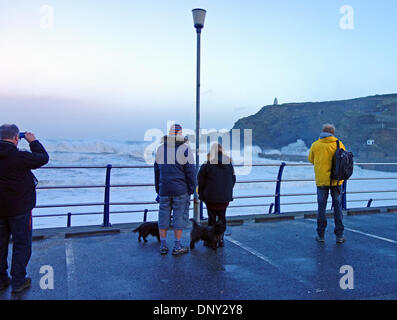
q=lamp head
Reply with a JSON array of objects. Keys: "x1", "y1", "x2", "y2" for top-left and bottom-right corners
[{"x1": 192, "y1": 8, "x2": 206, "y2": 29}]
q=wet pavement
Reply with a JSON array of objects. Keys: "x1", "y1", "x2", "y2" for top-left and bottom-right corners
[{"x1": 1, "y1": 212, "x2": 396, "y2": 300}]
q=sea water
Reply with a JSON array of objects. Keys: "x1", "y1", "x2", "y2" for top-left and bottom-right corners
[{"x1": 19, "y1": 138, "x2": 397, "y2": 229}]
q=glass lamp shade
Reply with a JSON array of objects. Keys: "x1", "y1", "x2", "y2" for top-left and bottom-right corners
[{"x1": 192, "y1": 8, "x2": 206, "y2": 29}]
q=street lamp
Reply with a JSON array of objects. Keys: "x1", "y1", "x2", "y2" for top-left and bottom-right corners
[{"x1": 192, "y1": 8, "x2": 206, "y2": 222}]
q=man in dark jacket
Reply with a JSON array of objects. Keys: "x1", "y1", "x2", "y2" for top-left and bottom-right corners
[
  {"x1": 154, "y1": 124, "x2": 196, "y2": 255},
  {"x1": 0, "y1": 124, "x2": 49, "y2": 293}
]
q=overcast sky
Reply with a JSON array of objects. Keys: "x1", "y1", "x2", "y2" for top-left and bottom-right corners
[{"x1": 0, "y1": 0, "x2": 396, "y2": 140}]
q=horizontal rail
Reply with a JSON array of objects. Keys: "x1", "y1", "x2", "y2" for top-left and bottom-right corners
[
  {"x1": 33, "y1": 196, "x2": 397, "y2": 220},
  {"x1": 31, "y1": 161, "x2": 397, "y2": 227},
  {"x1": 36, "y1": 202, "x2": 105, "y2": 208},
  {"x1": 280, "y1": 190, "x2": 397, "y2": 197},
  {"x1": 36, "y1": 194, "x2": 275, "y2": 209},
  {"x1": 37, "y1": 163, "x2": 397, "y2": 170},
  {"x1": 36, "y1": 175, "x2": 397, "y2": 191},
  {"x1": 236, "y1": 179, "x2": 277, "y2": 184},
  {"x1": 36, "y1": 177, "x2": 397, "y2": 190},
  {"x1": 346, "y1": 190, "x2": 397, "y2": 194},
  {"x1": 37, "y1": 181, "x2": 278, "y2": 190},
  {"x1": 35, "y1": 189, "x2": 397, "y2": 209},
  {"x1": 234, "y1": 194, "x2": 274, "y2": 199},
  {"x1": 37, "y1": 185, "x2": 106, "y2": 190},
  {"x1": 353, "y1": 163, "x2": 397, "y2": 166}
]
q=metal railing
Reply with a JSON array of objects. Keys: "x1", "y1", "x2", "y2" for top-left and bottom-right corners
[{"x1": 33, "y1": 162, "x2": 397, "y2": 227}]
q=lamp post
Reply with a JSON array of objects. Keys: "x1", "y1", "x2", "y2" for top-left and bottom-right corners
[{"x1": 192, "y1": 8, "x2": 206, "y2": 223}]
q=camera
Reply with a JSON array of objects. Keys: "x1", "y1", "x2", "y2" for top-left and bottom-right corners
[{"x1": 19, "y1": 132, "x2": 26, "y2": 139}]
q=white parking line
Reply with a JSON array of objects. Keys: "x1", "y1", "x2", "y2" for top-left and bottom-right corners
[
  {"x1": 225, "y1": 236, "x2": 309, "y2": 287},
  {"x1": 306, "y1": 219, "x2": 397, "y2": 244},
  {"x1": 344, "y1": 227, "x2": 397, "y2": 244},
  {"x1": 225, "y1": 237, "x2": 281, "y2": 270},
  {"x1": 64, "y1": 239, "x2": 78, "y2": 299}
]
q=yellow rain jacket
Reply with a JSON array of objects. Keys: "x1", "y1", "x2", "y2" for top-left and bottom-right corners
[{"x1": 308, "y1": 136, "x2": 346, "y2": 186}]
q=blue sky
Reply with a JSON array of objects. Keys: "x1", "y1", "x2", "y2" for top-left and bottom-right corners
[{"x1": 0, "y1": 0, "x2": 396, "y2": 140}]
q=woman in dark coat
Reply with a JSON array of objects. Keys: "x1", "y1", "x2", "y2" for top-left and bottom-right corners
[{"x1": 198, "y1": 143, "x2": 236, "y2": 247}]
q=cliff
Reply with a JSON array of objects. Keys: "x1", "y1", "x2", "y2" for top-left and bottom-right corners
[{"x1": 232, "y1": 94, "x2": 397, "y2": 165}]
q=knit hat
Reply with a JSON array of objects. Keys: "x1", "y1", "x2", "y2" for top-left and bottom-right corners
[{"x1": 169, "y1": 124, "x2": 183, "y2": 136}]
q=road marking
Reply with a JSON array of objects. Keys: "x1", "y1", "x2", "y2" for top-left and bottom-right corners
[
  {"x1": 306, "y1": 219, "x2": 397, "y2": 244},
  {"x1": 64, "y1": 239, "x2": 77, "y2": 299},
  {"x1": 344, "y1": 227, "x2": 397, "y2": 244},
  {"x1": 225, "y1": 236, "x2": 309, "y2": 287},
  {"x1": 225, "y1": 237, "x2": 281, "y2": 270}
]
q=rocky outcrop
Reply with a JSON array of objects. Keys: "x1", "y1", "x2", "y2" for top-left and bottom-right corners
[{"x1": 232, "y1": 94, "x2": 397, "y2": 167}]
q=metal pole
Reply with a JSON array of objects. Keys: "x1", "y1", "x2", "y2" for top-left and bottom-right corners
[
  {"x1": 193, "y1": 28, "x2": 202, "y2": 223},
  {"x1": 274, "y1": 162, "x2": 286, "y2": 214},
  {"x1": 103, "y1": 164, "x2": 112, "y2": 227},
  {"x1": 67, "y1": 212, "x2": 71, "y2": 227}
]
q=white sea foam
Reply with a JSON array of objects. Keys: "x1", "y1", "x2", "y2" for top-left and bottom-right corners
[
  {"x1": 24, "y1": 138, "x2": 397, "y2": 229},
  {"x1": 262, "y1": 139, "x2": 309, "y2": 156},
  {"x1": 281, "y1": 139, "x2": 309, "y2": 156}
]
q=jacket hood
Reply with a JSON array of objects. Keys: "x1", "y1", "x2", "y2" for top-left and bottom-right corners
[
  {"x1": 318, "y1": 136, "x2": 339, "y2": 144},
  {"x1": 207, "y1": 151, "x2": 232, "y2": 166},
  {"x1": 161, "y1": 135, "x2": 188, "y2": 146},
  {"x1": 0, "y1": 141, "x2": 16, "y2": 159}
]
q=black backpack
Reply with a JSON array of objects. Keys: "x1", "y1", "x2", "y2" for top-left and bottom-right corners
[{"x1": 331, "y1": 140, "x2": 354, "y2": 186}]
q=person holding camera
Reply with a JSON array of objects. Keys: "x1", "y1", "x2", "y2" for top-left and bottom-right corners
[{"x1": 0, "y1": 124, "x2": 49, "y2": 293}]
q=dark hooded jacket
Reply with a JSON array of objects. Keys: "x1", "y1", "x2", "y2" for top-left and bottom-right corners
[
  {"x1": 198, "y1": 152, "x2": 236, "y2": 204},
  {"x1": 0, "y1": 140, "x2": 49, "y2": 217},
  {"x1": 154, "y1": 136, "x2": 197, "y2": 197}
]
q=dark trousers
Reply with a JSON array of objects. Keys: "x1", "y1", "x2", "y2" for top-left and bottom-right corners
[
  {"x1": 207, "y1": 208, "x2": 227, "y2": 242},
  {"x1": 0, "y1": 212, "x2": 32, "y2": 288},
  {"x1": 207, "y1": 208, "x2": 226, "y2": 226},
  {"x1": 316, "y1": 186, "x2": 344, "y2": 237}
]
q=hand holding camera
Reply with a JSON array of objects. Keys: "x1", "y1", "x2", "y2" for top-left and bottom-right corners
[{"x1": 19, "y1": 132, "x2": 37, "y2": 144}]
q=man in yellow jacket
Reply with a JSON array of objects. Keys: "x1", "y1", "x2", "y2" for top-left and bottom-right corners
[{"x1": 308, "y1": 124, "x2": 345, "y2": 243}]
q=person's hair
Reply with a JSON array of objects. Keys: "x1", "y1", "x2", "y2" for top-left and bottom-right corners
[
  {"x1": 0, "y1": 124, "x2": 19, "y2": 140},
  {"x1": 322, "y1": 123, "x2": 335, "y2": 134},
  {"x1": 207, "y1": 143, "x2": 231, "y2": 164}
]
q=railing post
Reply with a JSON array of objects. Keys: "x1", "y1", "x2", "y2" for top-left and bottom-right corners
[
  {"x1": 367, "y1": 198, "x2": 373, "y2": 208},
  {"x1": 143, "y1": 209, "x2": 148, "y2": 222},
  {"x1": 67, "y1": 212, "x2": 72, "y2": 227},
  {"x1": 342, "y1": 181, "x2": 347, "y2": 210},
  {"x1": 268, "y1": 203, "x2": 274, "y2": 214},
  {"x1": 103, "y1": 164, "x2": 112, "y2": 227},
  {"x1": 199, "y1": 200, "x2": 205, "y2": 220},
  {"x1": 274, "y1": 162, "x2": 286, "y2": 214}
]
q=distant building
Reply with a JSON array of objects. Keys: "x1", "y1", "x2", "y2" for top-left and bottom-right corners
[{"x1": 274, "y1": 97, "x2": 278, "y2": 105}]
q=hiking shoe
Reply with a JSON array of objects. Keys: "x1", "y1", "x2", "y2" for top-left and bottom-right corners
[
  {"x1": 0, "y1": 277, "x2": 11, "y2": 290},
  {"x1": 160, "y1": 245, "x2": 169, "y2": 255},
  {"x1": 172, "y1": 246, "x2": 189, "y2": 256},
  {"x1": 11, "y1": 277, "x2": 31, "y2": 294},
  {"x1": 336, "y1": 236, "x2": 346, "y2": 244},
  {"x1": 315, "y1": 236, "x2": 325, "y2": 243}
]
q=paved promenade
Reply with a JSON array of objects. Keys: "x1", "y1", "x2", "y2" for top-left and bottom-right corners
[{"x1": 1, "y1": 210, "x2": 396, "y2": 300}]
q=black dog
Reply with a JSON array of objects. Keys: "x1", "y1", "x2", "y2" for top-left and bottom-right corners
[
  {"x1": 133, "y1": 222, "x2": 160, "y2": 242},
  {"x1": 190, "y1": 219, "x2": 226, "y2": 250}
]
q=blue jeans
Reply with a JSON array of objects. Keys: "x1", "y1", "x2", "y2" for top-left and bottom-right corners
[
  {"x1": 316, "y1": 186, "x2": 344, "y2": 237},
  {"x1": 0, "y1": 212, "x2": 32, "y2": 289},
  {"x1": 158, "y1": 193, "x2": 190, "y2": 230}
]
